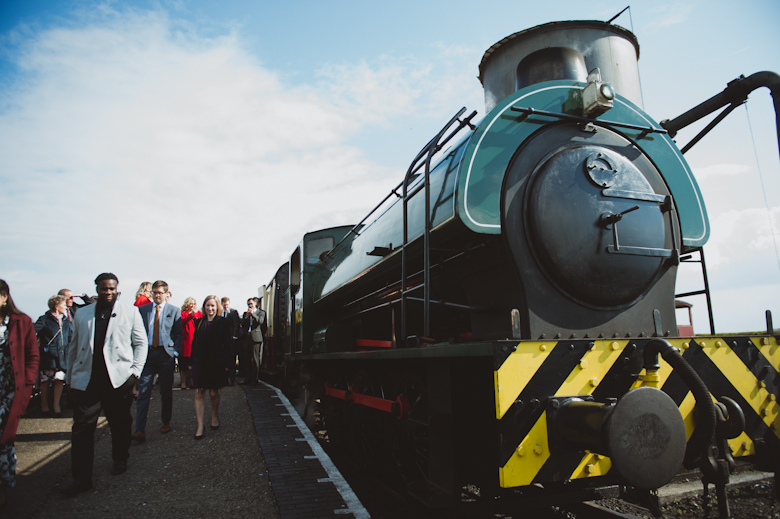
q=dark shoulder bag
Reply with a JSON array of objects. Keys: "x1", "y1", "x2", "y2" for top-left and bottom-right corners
[{"x1": 39, "y1": 327, "x2": 61, "y2": 371}]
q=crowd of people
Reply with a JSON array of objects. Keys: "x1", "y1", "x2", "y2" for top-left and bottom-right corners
[{"x1": 0, "y1": 275, "x2": 267, "y2": 506}]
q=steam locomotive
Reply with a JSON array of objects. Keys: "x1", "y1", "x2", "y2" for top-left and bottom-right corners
[{"x1": 256, "y1": 20, "x2": 780, "y2": 513}]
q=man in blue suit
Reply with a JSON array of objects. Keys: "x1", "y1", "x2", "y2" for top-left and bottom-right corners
[{"x1": 133, "y1": 280, "x2": 182, "y2": 442}]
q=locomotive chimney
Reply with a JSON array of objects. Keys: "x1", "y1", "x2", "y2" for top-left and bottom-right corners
[{"x1": 478, "y1": 21, "x2": 642, "y2": 113}]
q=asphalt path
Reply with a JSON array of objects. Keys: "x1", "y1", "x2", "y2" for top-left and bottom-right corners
[{"x1": 7, "y1": 377, "x2": 280, "y2": 519}]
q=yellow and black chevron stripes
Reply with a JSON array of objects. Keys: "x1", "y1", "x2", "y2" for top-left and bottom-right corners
[
  {"x1": 660, "y1": 336, "x2": 780, "y2": 455},
  {"x1": 495, "y1": 339, "x2": 636, "y2": 488},
  {"x1": 494, "y1": 340, "x2": 629, "y2": 419},
  {"x1": 494, "y1": 336, "x2": 780, "y2": 489},
  {"x1": 499, "y1": 410, "x2": 550, "y2": 487},
  {"x1": 495, "y1": 341, "x2": 555, "y2": 419},
  {"x1": 683, "y1": 337, "x2": 779, "y2": 445},
  {"x1": 570, "y1": 451, "x2": 612, "y2": 480}
]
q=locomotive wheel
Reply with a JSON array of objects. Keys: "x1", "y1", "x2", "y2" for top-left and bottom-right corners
[
  {"x1": 348, "y1": 370, "x2": 385, "y2": 470},
  {"x1": 391, "y1": 371, "x2": 429, "y2": 489}
]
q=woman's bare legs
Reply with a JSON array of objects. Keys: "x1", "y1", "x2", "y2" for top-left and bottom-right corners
[
  {"x1": 40, "y1": 381, "x2": 50, "y2": 413},
  {"x1": 209, "y1": 389, "x2": 220, "y2": 427},
  {"x1": 52, "y1": 380, "x2": 64, "y2": 413},
  {"x1": 194, "y1": 389, "x2": 206, "y2": 437}
]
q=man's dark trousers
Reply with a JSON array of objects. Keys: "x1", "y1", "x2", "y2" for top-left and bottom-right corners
[
  {"x1": 71, "y1": 381, "x2": 133, "y2": 480},
  {"x1": 135, "y1": 347, "x2": 175, "y2": 432}
]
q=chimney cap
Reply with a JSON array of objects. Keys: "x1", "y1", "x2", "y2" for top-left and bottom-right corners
[{"x1": 478, "y1": 20, "x2": 640, "y2": 85}]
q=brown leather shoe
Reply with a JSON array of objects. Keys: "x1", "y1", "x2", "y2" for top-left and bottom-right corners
[
  {"x1": 131, "y1": 431, "x2": 146, "y2": 443},
  {"x1": 160, "y1": 422, "x2": 171, "y2": 434}
]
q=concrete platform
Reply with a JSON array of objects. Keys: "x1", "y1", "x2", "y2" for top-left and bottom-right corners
[{"x1": 7, "y1": 375, "x2": 367, "y2": 519}]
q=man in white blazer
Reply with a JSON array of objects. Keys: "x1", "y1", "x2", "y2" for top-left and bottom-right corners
[
  {"x1": 60, "y1": 273, "x2": 147, "y2": 496},
  {"x1": 134, "y1": 280, "x2": 182, "y2": 442}
]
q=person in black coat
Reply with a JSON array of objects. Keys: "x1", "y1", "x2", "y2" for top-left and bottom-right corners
[
  {"x1": 219, "y1": 297, "x2": 241, "y2": 384},
  {"x1": 34, "y1": 295, "x2": 72, "y2": 417},
  {"x1": 190, "y1": 295, "x2": 232, "y2": 440}
]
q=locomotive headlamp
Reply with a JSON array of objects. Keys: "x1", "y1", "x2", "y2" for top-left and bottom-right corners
[
  {"x1": 582, "y1": 68, "x2": 615, "y2": 117},
  {"x1": 600, "y1": 83, "x2": 616, "y2": 100}
]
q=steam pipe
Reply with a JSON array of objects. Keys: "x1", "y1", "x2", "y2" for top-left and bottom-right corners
[
  {"x1": 643, "y1": 339, "x2": 716, "y2": 469},
  {"x1": 660, "y1": 71, "x2": 780, "y2": 162}
]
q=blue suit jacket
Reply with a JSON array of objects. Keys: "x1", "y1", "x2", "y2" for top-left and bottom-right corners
[{"x1": 139, "y1": 302, "x2": 182, "y2": 357}]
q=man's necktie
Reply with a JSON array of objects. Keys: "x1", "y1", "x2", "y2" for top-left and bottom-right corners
[{"x1": 152, "y1": 305, "x2": 160, "y2": 348}]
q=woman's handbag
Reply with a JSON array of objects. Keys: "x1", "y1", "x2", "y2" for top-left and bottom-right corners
[
  {"x1": 39, "y1": 357, "x2": 58, "y2": 371},
  {"x1": 39, "y1": 325, "x2": 62, "y2": 371}
]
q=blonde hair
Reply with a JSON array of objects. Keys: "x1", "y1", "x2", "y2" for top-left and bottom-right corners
[
  {"x1": 48, "y1": 294, "x2": 66, "y2": 312},
  {"x1": 182, "y1": 297, "x2": 197, "y2": 310},
  {"x1": 202, "y1": 295, "x2": 222, "y2": 316},
  {"x1": 135, "y1": 282, "x2": 152, "y2": 299}
]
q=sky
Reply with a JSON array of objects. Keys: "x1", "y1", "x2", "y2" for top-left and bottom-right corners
[{"x1": 1, "y1": 0, "x2": 778, "y2": 334}]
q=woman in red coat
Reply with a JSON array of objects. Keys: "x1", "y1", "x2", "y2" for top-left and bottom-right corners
[
  {"x1": 133, "y1": 281, "x2": 152, "y2": 307},
  {"x1": 179, "y1": 297, "x2": 202, "y2": 389},
  {"x1": 0, "y1": 279, "x2": 39, "y2": 508}
]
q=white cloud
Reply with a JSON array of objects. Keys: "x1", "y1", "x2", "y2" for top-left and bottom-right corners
[
  {"x1": 692, "y1": 163, "x2": 750, "y2": 179},
  {"x1": 0, "y1": 7, "x2": 473, "y2": 314},
  {"x1": 676, "y1": 203, "x2": 780, "y2": 333},
  {"x1": 314, "y1": 46, "x2": 484, "y2": 127},
  {"x1": 647, "y1": 3, "x2": 698, "y2": 30}
]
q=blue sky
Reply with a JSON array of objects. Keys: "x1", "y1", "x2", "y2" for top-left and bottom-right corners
[{"x1": 1, "y1": 0, "x2": 778, "y2": 333}]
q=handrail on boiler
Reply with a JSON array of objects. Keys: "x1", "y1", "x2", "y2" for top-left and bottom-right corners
[
  {"x1": 401, "y1": 108, "x2": 477, "y2": 345},
  {"x1": 322, "y1": 110, "x2": 477, "y2": 262},
  {"x1": 321, "y1": 107, "x2": 477, "y2": 346}
]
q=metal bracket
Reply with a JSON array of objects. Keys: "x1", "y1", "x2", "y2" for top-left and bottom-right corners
[
  {"x1": 602, "y1": 207, "x2": 674, "y2": 258},
  {"x1": 367, "y1": 244, "x2": 392, "y2": 257},
  {"x1": 510, "y1": 106, "x2": 667, "y2": 136}
]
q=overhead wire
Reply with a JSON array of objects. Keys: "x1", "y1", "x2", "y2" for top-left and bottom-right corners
[{"x1": 744, "y1": 103, "x2": 780, "y2": 277}]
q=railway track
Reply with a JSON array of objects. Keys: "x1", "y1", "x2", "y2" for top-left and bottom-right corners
[
  {"x1": 276, "y1": 381, "x2": 777, "y2": 519},
  {"x1": 321, "y1": 440, "x2": 660, "y2": 519}
]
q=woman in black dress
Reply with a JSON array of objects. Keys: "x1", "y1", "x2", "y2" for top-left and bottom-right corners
[{"x1": 190, "y1": 295, "x2": 232, "y2": 439}]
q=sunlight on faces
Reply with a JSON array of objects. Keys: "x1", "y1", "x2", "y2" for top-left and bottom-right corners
[
  {"x1": 204, "y1": 297, "x2": 218, "y2": 319},
  {"x1": 97, "y1": 279, "x2": 118, "y2": 305},
  {"x1": 152, "y1": 287, "x2": 167, "y2": 305}
]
